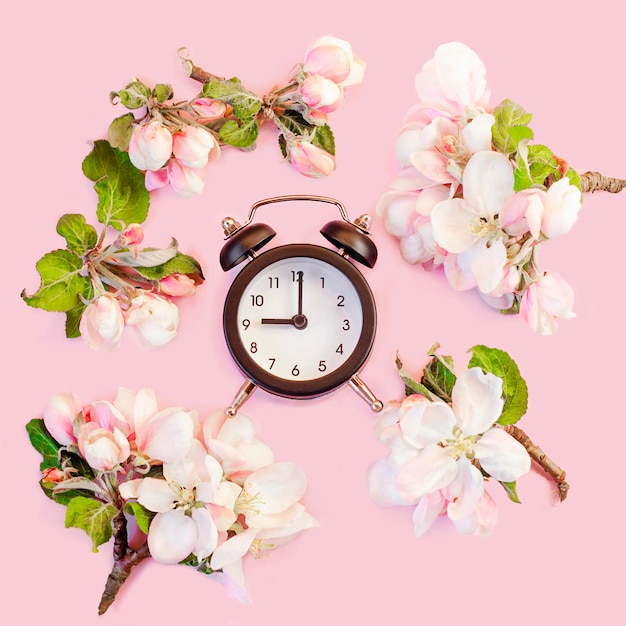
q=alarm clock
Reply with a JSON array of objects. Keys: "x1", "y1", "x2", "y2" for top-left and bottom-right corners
[{"x1": 220, "y1": 195, "x2": 382, "y2": 416}]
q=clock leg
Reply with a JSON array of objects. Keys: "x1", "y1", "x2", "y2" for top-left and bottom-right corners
[
  {"x1": 225, "y1": 379, "x2": 257, "y2": 417},
  {"x1": 348, "y1": 375, "x2": 383, "y2": 413}
]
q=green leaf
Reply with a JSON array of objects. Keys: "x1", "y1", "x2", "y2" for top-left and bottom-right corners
[
  {"x1": 514, "y1": 144, "x2": 560, "y2": 191},
  {"x1": 180, "y1": 554, "x2": 215, "y2": 574},
  {"x1": 492, "y1": 99, "x2": 533, "y2": 155},
  {"x1": 311, "y1": 124, "x2": 336, "y2": 156},
  {"x1": 152, "y1": 83, "x2": 173, "y2": 103},
  {"x1": 56, "y1": 214, "x2": 97, "y2": 254},
  {"x1": 40, "y1": 480, "x2": 99, "y2": 506},
  {"x1": 219, "y1": 118, "x2": 259, "y2": 148},
  {"x1": 21, "y1": 249, "x2": 90, "y2": 312},
  {"x1": 82, "y1": 139, "x2": 150, "y2": 231},
  {"x1": 108, "y1": 113, "x2": 135, "y2": 151},
  {"x1": 65, "y1": 497, "x2": 118, "y2": 552},
  {"x1": 203, "y1": 77, "x2": 262, "y2": 122},
  {"x1": 395, "y1": 353, "x2": 435, "y2": 400},
  {"x1": 124, "y1": 502, "x2": 155, "y2": 534},
  {"x1": 499, "y1": 480, "x2": 522, "y2": 504},
  {"x1": 420, "y1": 344, "x2": 457, "y2": 402},
  {"x1": 564, "y1": 166, "x2": 582, "y2": 192},
  {"x1": 109, "y1": 239, "x2": 178, "y2": 268},
  {"x1": 110, "y1": 80, "x2": 152, "y2": 109},
  {"x1": 278, "y1": 134, "x2": 288, "y2": 158},
  {"x1": 275, "y1": 110, "x2": 314, "y2": 138},
  {"x1": 132, "y1": 252, "x2": 205, "y2": 281},
  {"x1": 26, "y1": 419, "x2": 62, "y2": 471},
  {"x1": 467, "y1": 345, "x2": 528, "y2": 425},
  {"x1": 65, "y1": 280, "x2": 93, "y2": 338}
]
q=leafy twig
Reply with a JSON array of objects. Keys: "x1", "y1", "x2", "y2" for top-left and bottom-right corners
[{"x1": 502, "y1": 424, "x2": 569, "y2": 501}]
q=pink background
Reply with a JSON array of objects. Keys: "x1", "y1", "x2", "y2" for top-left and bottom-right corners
[{"x1": 4, "y1": 1, "x2": 624, "y2": 623}]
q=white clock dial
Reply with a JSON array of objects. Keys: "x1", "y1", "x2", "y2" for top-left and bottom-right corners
[{"x1": 236, "y1": 256, "x2": 363, "y2": 381}]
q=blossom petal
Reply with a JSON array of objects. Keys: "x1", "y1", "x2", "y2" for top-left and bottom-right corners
[
  {"x1": 138, "y1": 407, "x2": 196, "y2": 463},
  {"x1": 400, "y1": 399, "x2": 455, "y2": 448},
  {"x1": 410, "y1": 150, "x2": 456, "y2": 184},
  {"x1": 451, "y1": 368, "x2": 504, "y2": 436},
  {"x1": 412, "y1": 491, "x2": 446, "y2": 537},
  {"x1": 430, "y1": 198, "x2": 478, "y2": 253},
  {"x1": 462, "y1": 151, "x2": 514, "y2": 218},
  {"x1": 137, "y1": 477, "x2": 177, "y2": 513},
  {"x1": 445, "y1": 457, "x2": 484, "y2": 520},
  {"x1": 474, "y1": 428, "x2": 531, "y2": 481},
  {"x1": 461, "y1": 238, "x2": 508, "y2": 294},
  {"x1": 148, "y1": 509, "x2": 197, "y2": 564},
  {"x1": 453, "y1": 489, "x2": 498, "y2": 536},
  {"x1": 367, "y1": 458, "x2": 414, "y2": 506},
  {"x1": 192, "y1": 507, "x2": 218, "y2": 560},
  {"x1": 396, "y1": 445, "x2": 458, "y2": 501},
  {"x1": 210, "y1": 528, "x2": 258, "y2": 571},
  {"x1": 244, "y1": 462, "x2": 307, "y2": 515}
]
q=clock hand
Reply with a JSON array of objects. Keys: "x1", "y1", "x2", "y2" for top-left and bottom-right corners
[
  {"x1": 297, "y1": 270, "x2": 303, "y2": 316},
  {"x1": 261, "y1": 317, "x2": 295, "y2": 325}
]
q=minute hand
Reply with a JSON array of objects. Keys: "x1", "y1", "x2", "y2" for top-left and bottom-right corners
[{"x1": 297, "y1": 270, "x2": 303, "y2": 316}]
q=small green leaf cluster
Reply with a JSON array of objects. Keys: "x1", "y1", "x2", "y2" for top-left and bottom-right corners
[
  {"x1": 21, "y1": 140, "x2": 204, "y2": 342},
  {"x1": 396, "y1": 344, "x2": 529, "y2": 503},
  {"x1": 492, "y1": 99, "x2": 581, "y2": 193}
]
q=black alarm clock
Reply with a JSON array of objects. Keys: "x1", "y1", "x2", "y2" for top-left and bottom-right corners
[{"x1": 220, "y1": 195, "x2": 382, "y2": 416}]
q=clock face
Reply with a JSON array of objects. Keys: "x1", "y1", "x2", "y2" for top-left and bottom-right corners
[{"x1": 223, "y1": 245, "x2": 376, "y2": 399}]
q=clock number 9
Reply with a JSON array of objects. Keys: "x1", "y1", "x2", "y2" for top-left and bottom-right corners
[{"x1": 242, "y1": 319, "x2": 250, "y2": 330}]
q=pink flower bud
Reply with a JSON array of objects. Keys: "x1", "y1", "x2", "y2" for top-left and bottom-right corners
[
  {"x1": 145, "y1": 167, "x2": 170, "y2": 191},
  {"x1": 172, "y1": 126, "x2": 219, "y2": 169},
  {"x1": 42, "y1": 467, "x2": 66, "y2": 483},
  {"x1": 191, "y1": 98, "x2": 227, "y2": 120},
  {"x1": 521, "y1": 272, "x2": 575, "y2": 335},
  {"x1": 78, "y1": 422, "x2": 131, "y2": 472},
  {"x1": 287, "y1": 140, "x2": 335, "y2": 178},
  {"x1": 303, "y1": 36, "x2": 366, "y2": 87},
  {"x1": 125, "y1": 293, "x2": 180, "y2": 346},
  {"x1": 43, "y1": 391, "x2": 83, "y2": 445},
  {"x1": 80, "y1": 294, "x2": 125, "y2": 351},
  {"x1": 115, "y1": 223, "x2": 144, "y2": 247},
  {"x1": 128, "y1": 120, "x2": 173, "y2": 171},
  {"x1": 299, "y1": 74, "x2": 344, "y2": 113},
  {"x1": 159, "y1": 274, "x2": 197, "y2": 297}
]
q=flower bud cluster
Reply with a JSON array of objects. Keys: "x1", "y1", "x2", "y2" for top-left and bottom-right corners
[{"x1": 377, "y1": 42, "x2": 581, "y2": 334}]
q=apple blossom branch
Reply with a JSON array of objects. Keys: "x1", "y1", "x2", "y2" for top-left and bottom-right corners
[
  {"x1": 98, "y1": 512, "x2": 150, "y2": 615},
  {"x1": 580, "y1": 171, "x2": 626, "y2": 194},
  {"x1": 502, "y1": 424, "x2": 569, "y2": 502}
]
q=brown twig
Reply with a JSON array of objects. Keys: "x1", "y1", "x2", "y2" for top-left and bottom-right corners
[
  {"x1": 501, "y1": 424, "x2": 570, "y2": 502},
  {"x1": 98, "y1": 512, "x2": 151, "y2": 615},
  {"x1": 580, "y1": 171, "x2": 626, "y2": 194}
]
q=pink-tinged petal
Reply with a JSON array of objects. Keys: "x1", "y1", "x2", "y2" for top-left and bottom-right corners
[
  {"x1": 461, "y1": 238, "x2": 507, "y2": 294},
  {"x1": 217, "y1": 412, "x2": 258, "y2": 446},
  {"x1": 213, "y1": 481, "x2": 242, "y2": 511},
  {"x1": 89, "y1": 400, "x2": 131, "y2": 435},
  {"x1": 451, "y1": 368, "x2": 504, "y2": 436},
  {"x1": 144, "y1": 167, "x2": 169, "y2": 191},
  {"x1": 474, "y1": 427, "x2": 531, "y2": 481},
  {"x1": 479, "y1": 291, "x2": 514, "y2": 311},
  {"x1": 211, "y1": 560, "x2": 251, "y2": 604},
  {"x1": 444, "y1": 253, "x2": 477, "y2": 291},
  {"x1": 430, "y1": 198, "x2": 478, "y2": 253},
  {"x1": 210, "y1": 528, "x2": 258, "y2": 571},
  {"x1": 207, "y1": 503, "x2": 238, "y2": 532},
  {"x1": 410, "y1": 150, "x2": 456, "y2": 184},
  {"x1": 395, "y1": 127, "x2": 425, "y2": 165},
  {"x1": 400, "y1": 399, "x2": 455, "y2": 448},
  {"x1": 113, "y1": 387, "x2": 158, "y2": 433},
  {"x1": 43, "y1": 392, "x2": 82, "y2": 445},
  {"x1": 462, "y1": 151, "x2": 514, "y2": 218},
  {"x1": 415, "y1": 185, "x2": 452, "y2": 216},
  {"x1": 541, "y1": 178, "x2": 582, "y2": 238},
  {"x1": 138, "y1": 407, "x2": 196, "y2": 463},
  {"x1": 203, "y1": 453, "x2": 224, "y2": 488},
  {"x1": 396, "y1": 445, "x2": 458, "y2": 501},
  {"x1": 203, "y1": 409, "x2": 229, "y2": 440},
  {"x1": 399, "y1": 232, "x2": 433, "y2": 265},
  {"x1": 460, "y1": 113, "x2": 495, "y2": 153},
  {"x1": 453, "y1": 489, "x2": 498, "y2": 536},
  {"x1": 192, "y1": 507, "x2": 218, "y2": 560},
  {"x1": 390, "y1": 167, "x2": 442, "y2": 192},
  {"x1": 256, "y1": 504, "x2": 319, "y2": 546},
  {"x1": 367, "y1": 458, "x2": 415, "y2": 506},
  {"x1": 137, "y1": 477, "x2": 177, "y2": 513},
  {"x1": 244, "y1": 462, "x2": 307, "y2": 515},
  {"x1": 167, "y1": 159, "x2": 207, "y2": 197},
  {"x1": 445, "y1": 457, "x2": 484, "y2": 520},
  {"x1": 119, "y1": 478, "x2": 142, "y2": 500},
  {"x1": 148, "y1": 509, "x2": 198, "y2": 564},
  {"x1": 412, "y1": 491, "x2": 446, "y2": 538},
  {"x1": 377, "y1": 191, "x2": 418, "y2": 237}
]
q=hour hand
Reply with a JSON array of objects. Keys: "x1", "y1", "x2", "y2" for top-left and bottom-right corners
[{"x1": 261, "y1": 317, "x2": 295, "y2": 325}]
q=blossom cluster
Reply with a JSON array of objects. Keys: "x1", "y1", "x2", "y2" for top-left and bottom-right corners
[
  {"x1": 110, "y1": 35, "x2": 365, "y2": 195},
  {"x1": 366, "y1": 345, "x2": 561, "y2": 537},
  {"x1": 377, "y1": 42, "x2": 582, "y2": 334},
  {"x1": 33, "y1": 388, "x2": 316, "y2": 610}
]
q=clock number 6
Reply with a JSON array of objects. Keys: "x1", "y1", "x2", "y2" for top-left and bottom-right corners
[{"x1": 292, "y1": 365, "x2": 300, "y2": 377}]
